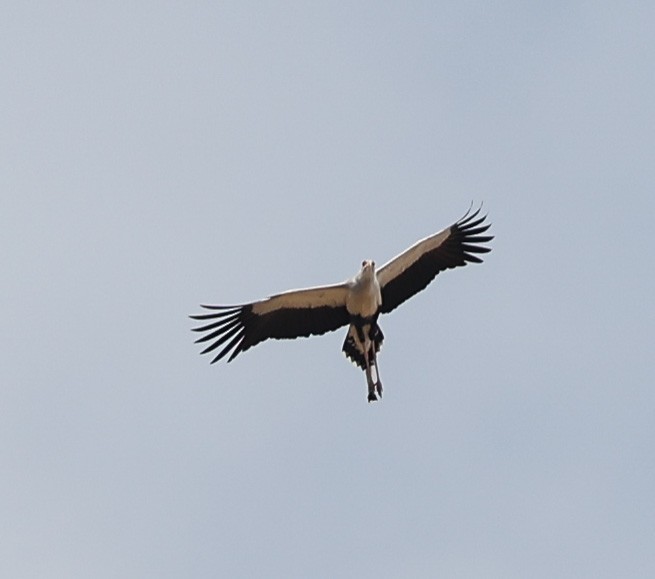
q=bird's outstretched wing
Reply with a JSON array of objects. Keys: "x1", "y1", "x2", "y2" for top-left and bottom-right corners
[
  {"x1": 190, "y1": 283, "x2": 351, "y2": 363},
  {"x1": 377, "y1": 207, "x2": 493, "y2": 314}
]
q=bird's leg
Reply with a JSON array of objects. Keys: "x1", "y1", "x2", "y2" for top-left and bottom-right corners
[
  {"x1": 357, "y1": 325, "x2": 377, "y2": 402},
  {"x1": 364, "y1": 351, "x2": 377, "y2": 403},
  {"x1": 367, "y1": 322, "x2": 383, "y2": 398},
  {"x1": 370, "y1": 346, "x2": 383, "y2": 398}
]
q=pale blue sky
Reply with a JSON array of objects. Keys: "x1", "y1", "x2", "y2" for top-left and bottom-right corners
[{"x1": 2, "y1": 2, "x2": 654, "y2": 578}]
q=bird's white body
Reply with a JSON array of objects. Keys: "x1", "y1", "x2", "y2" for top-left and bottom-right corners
[
  {"x1": 192, "y1": 207, "x2": 492, "y2": 402},
  {"x1": 346, "y1": 261, "x2": 382, "y2": 319}
]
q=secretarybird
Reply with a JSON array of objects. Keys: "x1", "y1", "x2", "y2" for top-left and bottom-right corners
[{"x1": 191, "y1": 206, "x2": 492, "y2": 402}]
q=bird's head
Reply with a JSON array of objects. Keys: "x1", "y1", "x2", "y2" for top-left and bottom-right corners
[{"x1": 360, "y1": 260, "x2": 376, "y2": 276}]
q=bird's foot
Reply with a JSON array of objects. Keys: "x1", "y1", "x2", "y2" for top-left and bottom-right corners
[
  {"x1": 367, "y1": 391, "x2": 378, "y2": 403},
  {"x1": 375, "y1": 381, "x2": 383, "y2": 397}
]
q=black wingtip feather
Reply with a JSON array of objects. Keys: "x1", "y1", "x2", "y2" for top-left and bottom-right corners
[
  {"x1": 217, "y1": 331, "x2": 246, "y2": 363},
  {"x1": 191, "y1": 313, "x2": 242, "y2": 334}
]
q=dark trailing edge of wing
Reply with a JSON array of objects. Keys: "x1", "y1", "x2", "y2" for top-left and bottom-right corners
[
  {"x1": 380, "y1": 207, "x2": 493, "y2": 314},
  {"x1": 190, "y1": 303, "x2": 350, "y2": 364}
]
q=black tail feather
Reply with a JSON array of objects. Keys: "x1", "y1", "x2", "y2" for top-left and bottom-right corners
[{"x1": 342, "y1": 325, "x2": 384, "y2": 370}]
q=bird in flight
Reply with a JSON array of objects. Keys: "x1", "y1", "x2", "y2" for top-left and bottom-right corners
[{"x1": 191, "y1": 206, "x2": 492, "y2": 402}]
